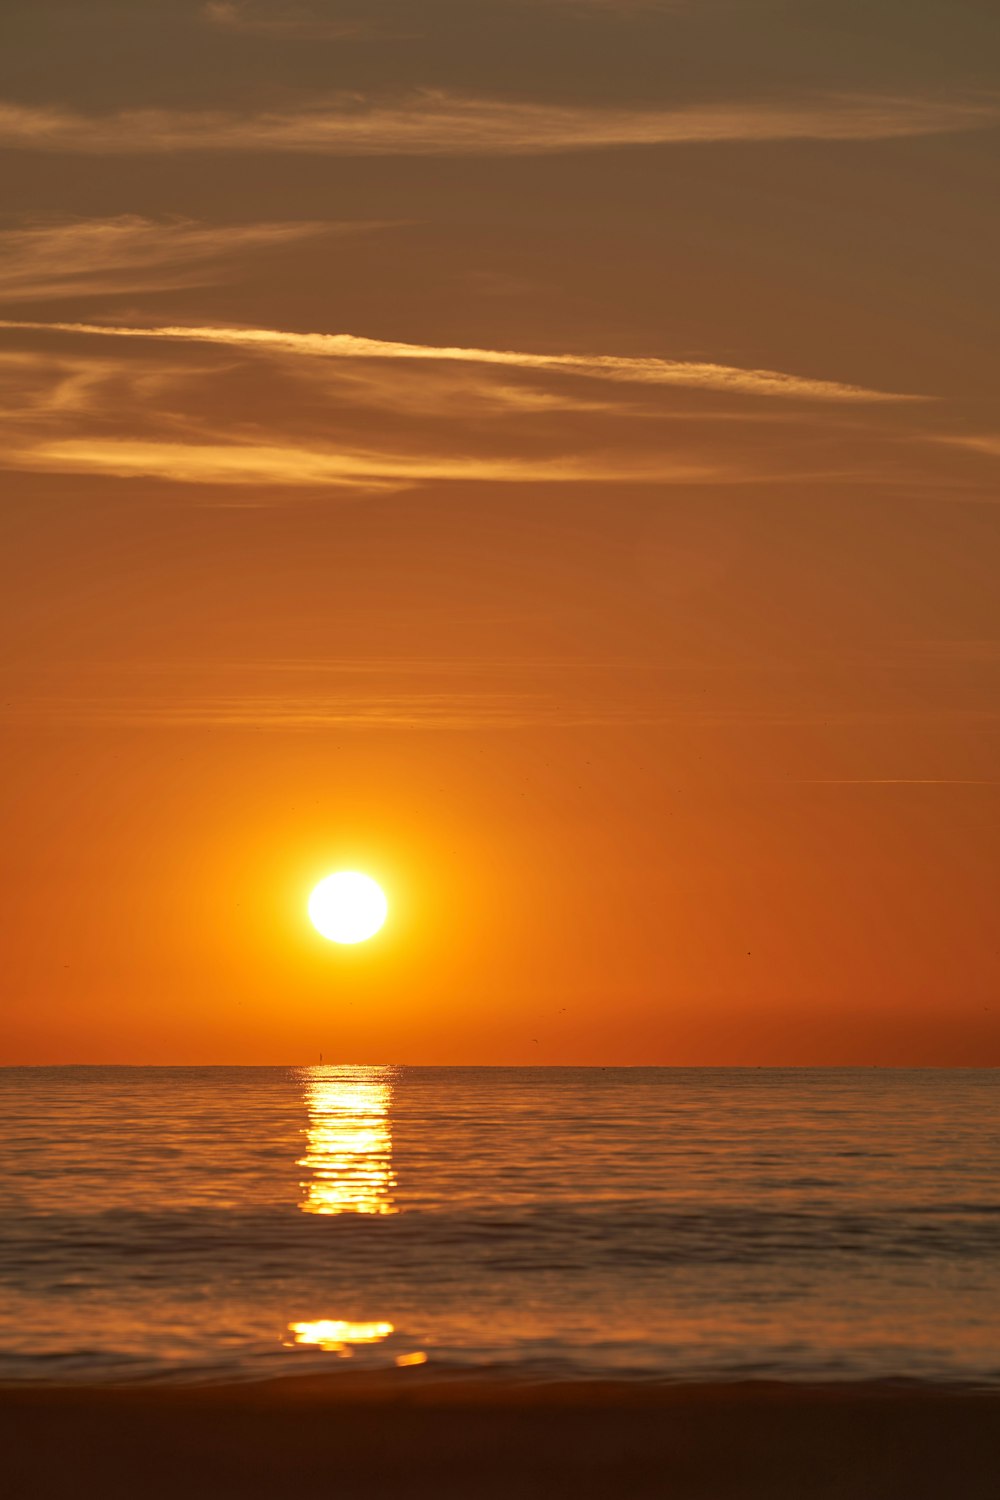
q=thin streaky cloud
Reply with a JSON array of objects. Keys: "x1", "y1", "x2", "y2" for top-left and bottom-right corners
[
  {"x1": 0, "y1": 217, "x2": 381, "y2": 304},
  {"x1": 786, "y1": 779, "x2": 1000, "y2": 786},
  {"x1": 1, "y1": 693, "x2": 700, "y2": 732},
  {"x1": 4, "y1": 437, "x2": 725, "y2": 488},
  {"x1": 2, "y1": 655, "x2": 792, "y2": 681},
  {"x1": 0, "y1": 92, "x2": 995, "y2": 157},
  {"x1": 7, "y1": 700, "x2": 999, "y2": 734},
  {"x1": 0, "y1": 318, "x2": 923, "y2": 402}
]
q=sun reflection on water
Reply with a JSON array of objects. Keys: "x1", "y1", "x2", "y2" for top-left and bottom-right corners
[
  {"x1": 286, "y1": 1318, "x2": 427, "y2": 1367},
  {"x1": 288, "y1": 1319, "x2": 394, "y2": 1352},
  {"x1": 297, "y1": 1065, "x2": 397, "y2": 1216}
]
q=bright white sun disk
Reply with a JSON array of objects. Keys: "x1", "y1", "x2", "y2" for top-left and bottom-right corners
[{"x1": 308, "y1": 872, "x2": 388, "y2": 944}]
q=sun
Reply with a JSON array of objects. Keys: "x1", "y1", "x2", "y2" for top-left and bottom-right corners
[{"x1": 308, "y1": 871, "x2": 388, "y2": 945}]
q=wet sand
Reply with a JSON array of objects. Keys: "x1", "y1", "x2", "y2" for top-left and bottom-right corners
[{"x1": 3, "y1": 1371, "x2": 999, "y2": 1500}]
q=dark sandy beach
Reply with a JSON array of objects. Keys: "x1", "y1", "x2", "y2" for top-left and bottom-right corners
[{"x1": 3, "y1": 1372, "x2": 999, "y2": 1500}]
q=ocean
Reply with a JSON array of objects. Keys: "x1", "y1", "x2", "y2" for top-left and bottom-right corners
[{"x1": 1, "y1": 1066, "x2": 998, "y2": 1385}]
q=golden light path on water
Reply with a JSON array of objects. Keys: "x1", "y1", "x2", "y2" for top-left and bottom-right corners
[
  {"x1": 290, "y1": 1067, "x2": 426, "y2": 1366},
  {"x1": 297, "y1": 1065, "x2": 397, "y2": 1217}
]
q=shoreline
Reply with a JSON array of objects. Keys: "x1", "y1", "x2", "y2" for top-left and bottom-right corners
[{"x1": 4, "y1": 1370, "x2": 999, "y2": 1499}]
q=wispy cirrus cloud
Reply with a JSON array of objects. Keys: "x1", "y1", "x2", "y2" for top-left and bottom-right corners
[
  {"x1": 0, "y1": 346, "x2": 198, "y2": 422},
  {"x1": 0, "y1": 216, "x2": 380, "y2": 304},
  {"x1": 0, "y1": 335, "x2": 806, "y2": 494},
  {"x1": 0, "y1": 91, "x2": 995, "y2": 157},
  {"x1": 5, "y1": 437, "x2": 724, "y2": 490},
  {"x1": 0, "y1": 317, "x2": 922, "y2": 402},
  {"x1": 0, "y1": 338, "x2": 850, "y2": 497}
]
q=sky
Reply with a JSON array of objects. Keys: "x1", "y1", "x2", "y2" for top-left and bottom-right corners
[{"x1": 2, "y1": 0, "x2": 999, "y2": 1065}]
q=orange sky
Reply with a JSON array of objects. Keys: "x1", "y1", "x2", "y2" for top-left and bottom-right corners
[{"x1": 3, "y1": 0, "x2": 1000, "y2": 1064}]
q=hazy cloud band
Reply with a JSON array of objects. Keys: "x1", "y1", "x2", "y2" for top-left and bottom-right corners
[{"x1": 0, "y1": 92, "x2": 995, "y2": 157}]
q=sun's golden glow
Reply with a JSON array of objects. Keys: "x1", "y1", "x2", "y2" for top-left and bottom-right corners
[{"x1": 308, "y1": 870, "x2": 387, "y2": 944}]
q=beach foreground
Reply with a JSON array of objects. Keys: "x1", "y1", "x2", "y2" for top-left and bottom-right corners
[{"x1": 3, "y1": 1372, "x2": 999, "y2": 1500}]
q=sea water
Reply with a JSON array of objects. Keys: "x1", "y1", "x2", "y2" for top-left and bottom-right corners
[{"x1": 0, "y1": 1066, "x2": 998, "y2": 1384}]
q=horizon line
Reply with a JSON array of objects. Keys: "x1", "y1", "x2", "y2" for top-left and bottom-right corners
[{"x1": 2, "y1": 1061, "x2": 997, "y2": 1070}]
